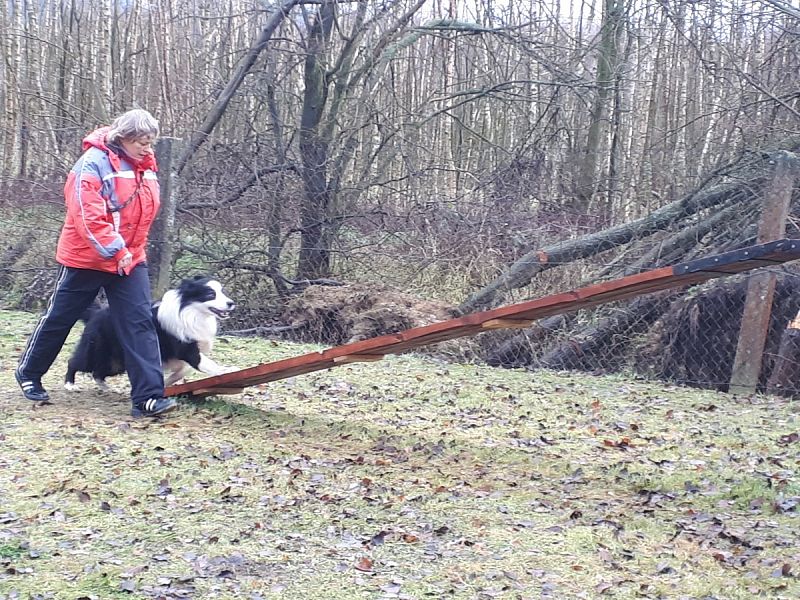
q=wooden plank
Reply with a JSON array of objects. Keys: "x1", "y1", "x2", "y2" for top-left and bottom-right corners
[
  {"x1": 332, "y1": 354, "x2": 385, "y2": 364},
  {"x1": 481, "y1": 318, "x2": 534, "y2": 329},
  {"x1": 166, "y1": 353, "x2": 336, "y2": 396},
  {"x1": 167, "y1": 239, "x2": 800, "y2": 399},
  {"x1": 190, "y1": 387, "x2": 245, "y2": 396}
]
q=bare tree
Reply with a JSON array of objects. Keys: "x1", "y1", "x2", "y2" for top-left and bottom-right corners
[
  {"x1": 574, "y1": 0, "x2": 627, "y2": 213},
  {"x1": 2, "y1": 0, "x2": 800, "y2": 315}
]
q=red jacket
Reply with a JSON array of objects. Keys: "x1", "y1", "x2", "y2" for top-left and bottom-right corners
[{"x1": 56, "y1": 127, "x2": 160, "y2": 274}]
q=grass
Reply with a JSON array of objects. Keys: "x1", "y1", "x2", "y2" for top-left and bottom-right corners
[
  {"x1": 1, "y1": 307, "x2": 799, "y2": 599},
  {"x1": 0, "y1": 543, "x2": 26, "y2": 560}
]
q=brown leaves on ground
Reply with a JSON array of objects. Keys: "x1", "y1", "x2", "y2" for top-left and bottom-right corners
[{"x1": 0, "y1": 309, "x2": 799, "y2": 598}]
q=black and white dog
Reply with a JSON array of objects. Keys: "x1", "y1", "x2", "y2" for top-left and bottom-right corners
[{"x1": 65, "y1": 276, "x2": 238, "y2": 390}]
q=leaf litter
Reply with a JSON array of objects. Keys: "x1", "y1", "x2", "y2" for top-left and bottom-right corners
[{"x1": 0, "y1": 308, "x2": 799, "y2": 598}]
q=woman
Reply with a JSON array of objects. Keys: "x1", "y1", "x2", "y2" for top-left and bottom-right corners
[{"x1": 16, "y1": 108, "x2": 176, "y2": 418}]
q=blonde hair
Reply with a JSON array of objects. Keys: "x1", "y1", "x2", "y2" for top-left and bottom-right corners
[{"x1": 107, "y1": 109, "x2": 159, "y2": 144}]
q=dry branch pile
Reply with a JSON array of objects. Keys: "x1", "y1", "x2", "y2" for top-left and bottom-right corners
[{"x1": 283, "y1": 283, "x2": 453, "y2": 346}]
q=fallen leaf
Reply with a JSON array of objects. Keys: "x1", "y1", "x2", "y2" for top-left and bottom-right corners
[
  {"x1": 354, "y1": 557, "x2": 373, "y2": 572},
  {"x1": 711, "y1": 550, "x2": 731, "y2": 563},
  {"x1": 774, "y1": 498, "x2": 798, "y2": 513},
  {"x1": 595, "y1": 582, "x2": 613, "y2": 594},
  {"x1": 656, "y1": 562, "x2": 676, "y2": 574}
]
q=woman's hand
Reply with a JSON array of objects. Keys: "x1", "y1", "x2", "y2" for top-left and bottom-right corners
[{"x1": 117, "y1": 251, "x2": 133, "y2": 275}]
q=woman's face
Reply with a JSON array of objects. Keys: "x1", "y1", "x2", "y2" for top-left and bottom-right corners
[{"x1": 120, "y1": 134, "x2": 156, "y2": 161}]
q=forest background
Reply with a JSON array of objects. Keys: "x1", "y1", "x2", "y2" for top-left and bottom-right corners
[{"x1": 1, "y1": 0, "x2": 800, "y2": 389}]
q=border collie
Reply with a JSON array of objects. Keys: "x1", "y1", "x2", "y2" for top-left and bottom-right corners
[{"x1": 65, "y1": 276, "x2": 238, "y2": 390}]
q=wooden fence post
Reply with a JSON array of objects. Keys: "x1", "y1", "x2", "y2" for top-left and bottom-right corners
[
  {"x1": 149, "y1": 137, "x2": 180, "y2": 299},
  {"x1": 729, "y1": 152, "x2": 799, "y2": 395}
]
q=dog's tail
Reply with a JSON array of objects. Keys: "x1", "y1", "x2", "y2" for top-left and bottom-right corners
[{"x1": 79, "y1": 302, "x2": 104, "y2": 324}]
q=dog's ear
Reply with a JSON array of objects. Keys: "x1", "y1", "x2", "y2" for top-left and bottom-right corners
[{"x1": 184, "y1": 275, "x2": 209, "y2": 283}]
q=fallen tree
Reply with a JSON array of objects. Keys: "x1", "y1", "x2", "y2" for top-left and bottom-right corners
[
  {"x1": 471, "y1": 143, "x2": 800, "y2": 392},
  {"x1": 538, "y1": 291, "x2": 681, "y2": 373}
]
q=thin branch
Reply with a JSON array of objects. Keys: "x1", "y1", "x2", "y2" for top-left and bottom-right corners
[
  {"x1": 174, "y1": 0, "x2": 302, "y2": 176},
  {"x1": 180, "y1": 163, "x2": 297, "y2": 210},
  {"x1": 761, "y1": 0, "x2": 800, "y2": 20}
]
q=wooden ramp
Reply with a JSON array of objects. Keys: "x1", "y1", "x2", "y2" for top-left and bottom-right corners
[{"x1": 166, "y1": 239, "x2": 800, "y2": 398}]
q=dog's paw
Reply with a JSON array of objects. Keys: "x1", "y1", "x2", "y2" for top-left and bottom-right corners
[
  {"x1": 93, "y1": 379, "x2": 111, "y2": 393},
  {"x1": 64, "y1": 382, "x2": 80, "y2": 392}
]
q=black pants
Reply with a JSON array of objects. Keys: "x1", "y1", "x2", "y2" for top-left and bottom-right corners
[{"x1": 17, "y1": 264, "x2": 164, "y2": 405}]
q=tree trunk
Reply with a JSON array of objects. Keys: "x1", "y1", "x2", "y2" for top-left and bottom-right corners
[
  {"x1": 296, "y1": 0, "x2": 336, "y2": 280},
  {"x1": 574, "y1": 0, "x2": 626, "y2": 211},
  {"x1": 149, "y1": 137, "x2": 179, "y2": 298},
  {"x1": 266, "y1": 56, "x2": 289, "y2": 296}
]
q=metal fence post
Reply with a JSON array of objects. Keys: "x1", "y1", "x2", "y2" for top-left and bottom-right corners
[{"x1": 729, "y1": 152, "x2": 799, "y2": 395}]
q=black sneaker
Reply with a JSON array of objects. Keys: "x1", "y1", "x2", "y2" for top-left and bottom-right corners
[
  {"x1": 15, "y1": 370, "x2": 50, "y2": 402},
  {"x1": 131, "y1": 397, "x2": 178, "y2": 418}
]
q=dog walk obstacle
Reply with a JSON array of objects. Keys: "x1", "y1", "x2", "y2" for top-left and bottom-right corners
[{"x1": 165, "y1": 239, "x2": 800, "y2": 399}]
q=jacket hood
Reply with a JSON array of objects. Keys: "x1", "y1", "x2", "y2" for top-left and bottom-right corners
[
  {"x1": 83, "y1": 126, "x2": 112, "y2": 153},
  {"x1": 81, "y1": 126, "x2": 157, "y2": 171}
]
